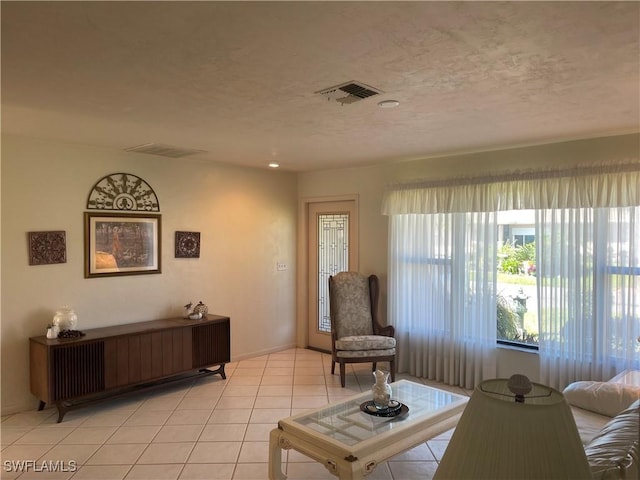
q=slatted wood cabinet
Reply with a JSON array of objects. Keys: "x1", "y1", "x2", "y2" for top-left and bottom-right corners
[{"x1": 30, "y1": 315, "x2": 230, "y2": 422}]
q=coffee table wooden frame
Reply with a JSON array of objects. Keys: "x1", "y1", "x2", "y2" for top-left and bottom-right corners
[{"x1": 269, "y1": 380, "x2": 468, "y2": 479}]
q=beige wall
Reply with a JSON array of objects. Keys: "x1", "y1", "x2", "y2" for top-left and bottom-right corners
[
  {"x1": 3, "y1": 133, "x2": 638, "y2": 413},
  {"x1": 1, "y1": 134, "x2": 298, "y2": 414},
  {"x1": 297, "y1": 133, "x2": 640, "y2": 382}
]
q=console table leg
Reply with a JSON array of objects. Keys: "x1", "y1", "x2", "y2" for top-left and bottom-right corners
[
  {"x1": 199, "y1": 364, "x2": 226, "y2": 379},
  {"x1": 55, "y1": 403, "x2": 68, "y2": 423}
]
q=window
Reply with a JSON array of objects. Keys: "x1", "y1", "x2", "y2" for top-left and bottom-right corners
[
  {"x1": 383, "y1": 164, "x2": 640, "y2": 389},
  {"x1": 497, "y1": 210, "x2": 538, "y2": 347},
  {"x1": 512, "y1": 234, "x2": 535, "y2": 246}
]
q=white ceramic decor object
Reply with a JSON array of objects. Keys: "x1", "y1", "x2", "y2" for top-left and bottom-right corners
[
  {"x1": 372, "y1": 369, "x2": 392, "y2": 409},
  {"x1": 53, "y1": 307, "x2": 78, "y2": 331}
]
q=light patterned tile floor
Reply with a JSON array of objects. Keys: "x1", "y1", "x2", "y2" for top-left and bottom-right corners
[{"x1": 1, "y1": 349, "x2": 470, "y2": 479}]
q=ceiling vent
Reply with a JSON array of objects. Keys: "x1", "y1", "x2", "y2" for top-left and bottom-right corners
[
  {"x1": 125, "y1": 143, "x2": 205, "y2": 158},
  {"x1": 316, "y1": 81, "x2": 383, "y2": 105}
]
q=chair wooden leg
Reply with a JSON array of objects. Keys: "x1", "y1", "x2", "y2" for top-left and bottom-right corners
[
  {"x1": 390, "y1": 358, "x2": 396, "y2": 382},
  {"x1": 331, "y1": 361, "x2": 336, "y2": 375},
  {"x1": 340, "y1": 362, "x2": 346, "y2": 387},
  {"x1": 372, "y1": 362, "x2": 377, "y2": 372}
]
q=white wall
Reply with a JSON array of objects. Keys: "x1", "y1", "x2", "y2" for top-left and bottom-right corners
[
  {"x1": 297, "y1": 133, "x2": 640, "y2": 383},
  {"x1": 1, "y1": 134, "x2": 298, "y2": 414}
]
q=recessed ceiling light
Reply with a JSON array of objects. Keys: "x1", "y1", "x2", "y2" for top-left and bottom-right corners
[
  {"x1": 268, "y1": 162, "x2": 280, "y2": 168},
  {"x1": 378, "y1": 100, "x2": 400, "y2": 108}
]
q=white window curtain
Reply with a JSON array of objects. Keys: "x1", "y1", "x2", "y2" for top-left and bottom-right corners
[
  {"x1": 537, "y1": 206, "x2": 640, "y2": 389},
  {"x1": 389, "y1": 212, "x2": 498, "y2": 389},
  {"x1": 383, "y1": 163, "x2": 640, "y2": 390}
]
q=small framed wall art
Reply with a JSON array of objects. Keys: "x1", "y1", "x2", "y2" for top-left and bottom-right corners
[
  {"x1": 175, "y1": 231, "x2": 201, "y2": 258},
  {"x1": 28, "y1": 231, "x2": 67, "y2": 265}
]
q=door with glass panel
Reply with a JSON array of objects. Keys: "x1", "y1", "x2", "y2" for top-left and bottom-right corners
[{"x1": 307, "y1": 201, "x2": 358, "y2": 352}]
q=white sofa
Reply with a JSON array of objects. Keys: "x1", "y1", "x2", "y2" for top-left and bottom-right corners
[{"x1": 564, "y1": 380, "x2": 640, "y2": 479}]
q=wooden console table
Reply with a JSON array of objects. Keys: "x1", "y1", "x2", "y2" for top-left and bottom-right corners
[{"x1": 30, "y1": 314, "x2": 230, "y2": 422}]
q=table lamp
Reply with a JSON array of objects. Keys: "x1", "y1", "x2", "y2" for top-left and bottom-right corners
[{"x1": 434, "y1": 374, "x2": 592, "y2": 479}]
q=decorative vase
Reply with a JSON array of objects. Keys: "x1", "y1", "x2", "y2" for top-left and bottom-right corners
[
  {"x1": 53, "y1": 307, "x2": 78, "y2": 331},
  {"x1": 46, "y1": 326, "x2": 57, "y2": 339},
  {"x1": 372, "y1": 369, "x2": 392, "y2": 410}
]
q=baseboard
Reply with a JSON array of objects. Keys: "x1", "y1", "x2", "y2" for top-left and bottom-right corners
[
  {"x1": 1, "y1": 399, "x2": 43, "y2": 417},
  {"x1": 231, "y1": 343, "x2": 298, "y2": 362}
]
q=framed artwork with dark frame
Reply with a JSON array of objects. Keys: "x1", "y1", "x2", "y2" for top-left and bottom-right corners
[
  {"x1": 84, "y1": 212, "x2": 161, "y2": 278},
  {"x1": 175, "y1": 231, "x2": 201, "y2": 258},
  {"x1": 28, "y1": 231, "x2": 67, "y2": 265}
]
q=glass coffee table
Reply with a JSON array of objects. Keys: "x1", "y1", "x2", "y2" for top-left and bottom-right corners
[{"x1": 269, "y1": 379, "x2": 468, "y2": 479}]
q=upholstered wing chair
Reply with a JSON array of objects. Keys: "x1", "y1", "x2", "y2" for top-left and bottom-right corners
[{"x1": 328, "y1": 272, "x2": 396, "y2": 387}]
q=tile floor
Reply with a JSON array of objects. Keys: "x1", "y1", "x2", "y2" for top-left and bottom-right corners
[{"x1": 1, "y1": 348, "x2": 470, "y2": 480}]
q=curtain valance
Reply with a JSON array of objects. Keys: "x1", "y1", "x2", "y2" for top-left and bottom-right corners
[{"x1": 382, "y1": 163, "x2": 640, "y2": 214}]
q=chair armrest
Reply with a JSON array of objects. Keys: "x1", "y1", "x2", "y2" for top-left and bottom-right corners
[{"x1": 375, "y1": 324, "x2": 395, "y2": 337}]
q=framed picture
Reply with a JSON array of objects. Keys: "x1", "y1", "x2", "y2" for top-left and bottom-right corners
[
  {"x1": 28, "y1": 231, "x2": 67, "y2": 265},
  {"x1": 175, "y1": 231, "x2": 201, "y2": 258},
  {"x1": 84, "y1": 212, "x2": 161, "y2": 278}
]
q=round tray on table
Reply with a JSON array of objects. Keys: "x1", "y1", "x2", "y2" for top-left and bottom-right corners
[{"x1": 360, "y1": 399, "x2": 409, "y2": 418}]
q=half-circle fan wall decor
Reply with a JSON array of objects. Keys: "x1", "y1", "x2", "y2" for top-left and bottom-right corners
[{"x1": 87, "y1": 173, "x2": 160, "y2": 212}]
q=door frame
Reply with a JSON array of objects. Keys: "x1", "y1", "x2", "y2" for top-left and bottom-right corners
[{"x1": 296, "y1": 194, "x2": 359, "y2": 349}]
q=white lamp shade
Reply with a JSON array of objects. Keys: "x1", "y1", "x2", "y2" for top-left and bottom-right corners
[{"x1": 434, "y1": 378, "x2": 592, "y2": 479}]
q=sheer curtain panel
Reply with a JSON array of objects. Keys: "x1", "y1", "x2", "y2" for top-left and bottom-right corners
[
  {"x1": 388, "y1": 212, "x2": 497, "y2": 389},
  {"x1": 537, "y1": 206, "x2": 640, "y2": 389}
]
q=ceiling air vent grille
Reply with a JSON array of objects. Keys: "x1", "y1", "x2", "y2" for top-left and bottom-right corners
[
  {"x1": 125, "y1": 143, "x2": 205, "y2": 158},
  {"x1": 316, "y1": 81, "x2": 383, "y2": 105}
]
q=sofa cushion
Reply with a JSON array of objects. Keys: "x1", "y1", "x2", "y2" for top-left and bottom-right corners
[
  {"x1": 584, "y1": 400, "x2": 639, "y2": 480},
  {"x1": 571, "y1": 405, "x2": 611, "y2": 445},
  {"x1": 563, "y1": 381, "x2": 640, "y2": 417}
]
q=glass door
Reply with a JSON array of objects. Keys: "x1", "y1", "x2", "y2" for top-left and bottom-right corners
[{"x1": 307, "y1": 201, "x2": 358, "y2": 351}]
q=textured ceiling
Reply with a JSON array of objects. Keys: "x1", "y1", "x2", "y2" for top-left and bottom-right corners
[{"x1": 2, "y1": 1, "x2": 639, "y2": 171}]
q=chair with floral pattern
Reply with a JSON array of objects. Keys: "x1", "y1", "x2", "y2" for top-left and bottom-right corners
[{"x1": 328, "y1": 272, "x2": 396, "y2": 387}]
